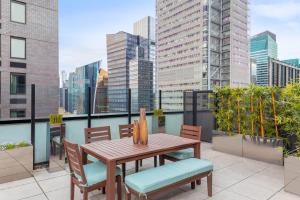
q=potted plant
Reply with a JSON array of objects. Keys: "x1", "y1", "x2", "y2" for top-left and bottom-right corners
[
  {"x1": 211, "y1": 87, "x2": 243, "y2": 156},
  {"x1": 152, "y1": 109, "x2": 165, "y2": 133},
  {"x1": 279, "y1": 83, "x2": 300, "y2": 195},
  {"x1": 242, "y1": 85, "x2": 283, "y2": 165}
]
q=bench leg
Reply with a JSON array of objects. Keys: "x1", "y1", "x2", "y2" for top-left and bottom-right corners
[
  {"x1": 140, "y1": 159, "x2": 143, "y2": 167},
  {"x1": 207, "y1": 173, "x2": 212, "y2": 197},
  {"x1": 191, "y1": 181, "x2": 195, "y2": 189}
]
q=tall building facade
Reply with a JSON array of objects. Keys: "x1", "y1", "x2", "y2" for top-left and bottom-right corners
[
  {"x1": 0, "y1": 0, "x2": 59, "y2": 119},
  {"x1": 106, "y1": 31, "x2": 150, "y2": 112},
  {"x1": 94, "y1": 68, "x2": 108, "y2": 113},
  {"x1": 129, "y1": 47, "x2": 154, "y2": 112},
  {"x1": 133, "y1": 16, "x2": 156, "y2": 92},
  {"x1": 156, "y1": 0, "x2": 249, "y2": 111},
  {"x1": 250, "y1": 31, "x2": 278, "y2": 86},
  {"x1": 67, "y1": 61, "x2": 100, "y2": 114},
  {"x1": 269, "y1": 58, "x2": 300, "y2": 87}
]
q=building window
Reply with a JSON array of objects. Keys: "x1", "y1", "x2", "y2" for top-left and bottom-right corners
[
  {"x1": 11, "y1": 0, "x2": 26, "y2": 23},
  {"x1": 10, "y1": 109, "x2": 26, "y2": 118},
  {"x1": 11, "y1": 37, "x2": 26, "y2": 59},
  {"x1": 10, "y1": 73, "x2": 26, "y2": 94}
]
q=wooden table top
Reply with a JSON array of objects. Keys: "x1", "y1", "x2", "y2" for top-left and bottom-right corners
[{"x1": 81, "y1": 133, "x2": 200, "y2": 162}]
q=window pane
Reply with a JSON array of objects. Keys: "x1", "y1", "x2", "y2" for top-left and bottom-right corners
[
  {"x1": 11, "y1": 37, "x2": 26, "y2": 58},
  {"x1": 10, "y1": 110, "x2": 26, "y2": 118},
  {"x1": 11, "y1": 1, "x2": 26, "y2": 23},
  {"x1": 10, "y1": 73, "x2": 26, "y2": 94}
]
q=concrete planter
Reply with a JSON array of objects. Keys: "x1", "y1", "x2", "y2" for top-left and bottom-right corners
[
  {"x1": 0, "y1": 146, "x2": 33, "y2": 184},
  {"x1": 152, "y1": 116, "x2": 166, "y2": 133},
  {"x1": 284, "y1": 156, "x2": 300, "y2": 196},
  {"x1": 243, "y1": 135, "x2": 283, "y2": 165},
  {"x1": 212, "y1": 130, "x2": 243, "y2": 156}
]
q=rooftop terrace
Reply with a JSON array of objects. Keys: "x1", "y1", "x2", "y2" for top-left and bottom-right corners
[{"x1": 0, "y1": 143, "x2": 299, "y2": 200}]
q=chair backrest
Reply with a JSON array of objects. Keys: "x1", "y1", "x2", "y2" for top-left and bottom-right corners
[
  {"x1": 64, "y1": 140, "x2": 87, "y2": 185},
  {"x1": 119, "y1": 124, "x2": 134, "y2": 139},
  {"x1": 85, "y1": 126, "x2": 111, "y2": 144},
  {"x1": 180, "y1": 125, "x2": 202, "y2": 140}
]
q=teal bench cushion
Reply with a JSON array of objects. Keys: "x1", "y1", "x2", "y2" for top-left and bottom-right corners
[
  {"x1": 75, "y1": 161, "x2": 121, "y2": 186},
  {"x1": 166, "y1": 148, "x2": 194, "y2": 160},
  {"x1": 125, "y1": 158, "x2": 213, "y2": 194}
]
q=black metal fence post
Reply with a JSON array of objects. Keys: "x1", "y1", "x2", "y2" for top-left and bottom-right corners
[
  {"x1": 31, "y1": 84, "x2": 36, "y2": 169},
  {"x1": 128, "y1": 89, "x2": 132, "y2": 124},
  {"x1": 159, "y1": 90, "x2": 162, "y2": 109},
  {"x1": 88, "y1": 86, "x2": 91, "y2": 128},
  {"x1": 192, "y1": 91, "x2": 197, "y2": 126}
]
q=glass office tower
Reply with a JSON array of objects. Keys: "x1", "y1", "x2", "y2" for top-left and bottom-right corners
[{"x1": 250, "y1": 31, "x2": 278, "y2": 86}]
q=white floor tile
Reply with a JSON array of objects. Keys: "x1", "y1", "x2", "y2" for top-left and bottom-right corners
[{"x1": 0, "y1": 182, "x2": 42, "y2": 200}]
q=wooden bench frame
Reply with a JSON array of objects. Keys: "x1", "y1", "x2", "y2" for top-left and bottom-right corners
[{"x1": 125, "y1": 170, "x2": 212, "y2": 200}]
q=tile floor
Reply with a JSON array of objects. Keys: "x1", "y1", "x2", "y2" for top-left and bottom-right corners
[{"x1": 0, "y1": 143, "x2": 299, "y2": 200}]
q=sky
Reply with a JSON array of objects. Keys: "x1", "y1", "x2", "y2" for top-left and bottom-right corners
[{"x1": 59, "y1": 0, "x2": 300, "y2": 74}]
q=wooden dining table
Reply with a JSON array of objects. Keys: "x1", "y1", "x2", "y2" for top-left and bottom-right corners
[{"x1": 80, "y1": 133, "x2": 201, "y2": 200}]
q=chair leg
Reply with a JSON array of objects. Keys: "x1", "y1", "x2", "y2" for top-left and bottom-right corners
[
  {"x1": 196, "y1": 179, "x2": 201, "y2": 185},
  {"x1": 154, "y1": 156, "x2": 157, "y2": 167},
  {"x1": 135, "y1": 160, "x2": 139, "y2": 172},
  {"x1": 191, "y1": 181, "x2": 195, "y2": 189},
  {"x1": 159, "y1": 155, "x2": 165, "y2": 166},
  {"x1": 59, "y1": 145, "x2": 63, "y2": 160},
  {"x1": 140, "y1": 159, "x2": 143, "y2": 167},
  {"x1": 53, "y1": 143, "x2": 56, "y2": 156},
  {"x1": 122, "y1": 163, "x2": 126, "y2": 182},
  {"x1": 207, "y1": 173, "x2": 213, "y2": 197},
  {"x1": 70, "y1": 179, "x2": 74, "y2": 200},
  {"x1": 117, "y1": 175, "x2": 122, "y2": 200},
  {"x1": 125, "y1": 191, "x2": 131, "y2": 200},
  {"x1": 102, "y1": 187, "x2": 106, "y2": 194},
  {"x1": 83, "y1": 189, "x2": 88, "y2": 200}
]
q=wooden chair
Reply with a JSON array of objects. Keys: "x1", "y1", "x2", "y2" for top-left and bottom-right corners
[
  {"x1": 159, "y1": 125, "x2": 202, "y2": 184},
  {"x1": 51, "y1": 123, "x2": 66, "y2": 160},
  {"x1": 85, "y1": 126, "x2": 111, "y2": 144},
  {"x1": 64, "y1": 140, "x2": 122, "y2": 200},
  {"x1": 119, "y1": 124, "x2": 158, "y2": 180}
]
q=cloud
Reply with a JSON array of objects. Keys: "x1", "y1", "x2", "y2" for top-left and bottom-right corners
[{"x1": 252, "y1": 1, "x2": 300, "y2": 20}]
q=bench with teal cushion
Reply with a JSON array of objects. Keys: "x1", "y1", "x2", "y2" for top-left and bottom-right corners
[
  {"x1": 125, "y1": 158, "x2": 213, "y2": 199},
  {"x1": 75, "y1": 161, "x2": 121, "y2": 187}
]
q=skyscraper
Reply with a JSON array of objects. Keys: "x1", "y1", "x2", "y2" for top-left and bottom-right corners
[
  {"x1": 67, "y1": 61, "x2": 100, "y2": 114},
  {"x1": 95, "y1": 68, "x2": 108, "y2": 113},
  {"x1": 156, "y1": 0, "x2": 249, "y2": 110},
  {"x1": 133, "y1": 16, "x2": 156, "y2": 92},
  {"x1": 106, "y1": 31, "x2": 149, "y2": 112},
  {"x1": 250, "y1": 31, "x2": 278, "y2": 86},
  {"x1": 0, "y1": 0, "x2": 59, "y2": 119},
  {"x1": 129, "y1": 47, "x2": 154, "y2": 112}
]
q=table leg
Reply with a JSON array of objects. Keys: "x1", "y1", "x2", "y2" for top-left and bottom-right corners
[
  {"x1": 81, "y1": 148, "x2": 87, "y2": 165},
  {"x1": 106, "y1": 161, "x2": 116, "y2": 200}
]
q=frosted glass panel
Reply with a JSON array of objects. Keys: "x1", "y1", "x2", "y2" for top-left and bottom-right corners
[
  {"x1": 11, "y1": 1, "x2": 26, "y2": 23},
  {"x1": 11, "y1": 37, "x2": 26, "y2": 58}
]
